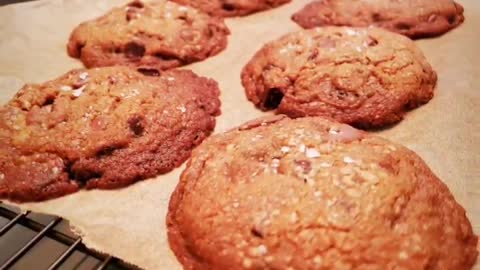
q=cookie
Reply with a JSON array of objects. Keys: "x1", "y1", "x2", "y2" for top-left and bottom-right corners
[
  {"x1": 292, "y1": 0, "x2": 464, "y2": 39},
  {"x1": 0, "y1": 66, "x2": 221, "y2": 202},
  {"x1": 167, "y1": 116, "x2": 478, "y2": 270},
  {"x1": 241, "y1": 27, "x2": 437, "y2": 128},
  {"x1": 67, "y1": 0, "x2": 230, "y2": 71},
  {"x1": 169, "y1": 0, "x2": 291, "y2": 17}
]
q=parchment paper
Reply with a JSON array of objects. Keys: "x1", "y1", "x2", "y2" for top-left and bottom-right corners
[{"x1": 0, "y1": 0, "x2": 479, "y2": 269}]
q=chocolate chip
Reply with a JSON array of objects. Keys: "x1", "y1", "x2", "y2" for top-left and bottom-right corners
[
  {"x1": 336, "y1": 88, "x2": 357, "y2": 100},
  {"x1": 96, "y1": 146, "x2": 116, "y2": 157},
  {"x1": 326, "y1": 124, "x2": 365, "y2": 143},
  {"x1": 447, "y1": 15, "x2": 456, "y2": 24},
  {"x1": 125, "y1": 42, "x2": 145, "y2": 58},
  {"x1": 251, "y1": 226, "x2": 264, "y2": 238},
  {"x1": 126, "y1": 8, "x2": 140, "y2": 22},
  {"x1": 308, "y1": 48, "x2": 319, "y2": 60},
  {"x1": 41, "y1": 96, "x2": 55, "y2": 107},
  {"x1": 366, "y1": 36, "x2": 378, "y2": 46},
  {"x1": 395, "y1": 22, "x2": 412, "y2": 30},
  {"x1": 379, "y1": 157, "x2": 399, "y2": 175},
  {"x1": 371, "y1": 12, "x2": 382, "y2": 22},
  {"x1": 193, "y1": 134, "x2": 201, "y2": 144},
  {"x1": 74, "y1": 42, "x2": 85, "y2": 57},
  {"x1": 108, "y1": 76, "x2": 117, "y2": 85},
  {"x1": 177, "y1": 14, "x2": 192, "y2": 25},
  {"x1": 128, "y1": 115, "x2": 145, "y2": 136},
  {"x1": 263, "y1": 88, "x2": 284, "y2": 109},
  {"x1": 67, "y1": 161, "x2": 103, "y2": 185},
  {"x1": 95, "y1": 143, "x2": 126, "y2": 157},
  {"x1": 72, "y1": 80, "x2": 86, "y2": 89},
  {"x1": 154, "y1": 52, "x2": 178, "y2": 61},
  {"x1": 222, "y1": 3, "x2": 235, "y2": 11},
  {"x1": 127, "y1": 0, "x2": 144, "y2": 8},
  {"x1": 137, "y1": 68, "x2": 160, "y2": 76},
  {"x1": 72, "y1": 170, "x2": 103, "y2": 184}
]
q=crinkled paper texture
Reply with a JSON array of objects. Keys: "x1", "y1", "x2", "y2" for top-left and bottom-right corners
[{"x1": 0, "y1": 0, "x2": 478, "y2": 269}]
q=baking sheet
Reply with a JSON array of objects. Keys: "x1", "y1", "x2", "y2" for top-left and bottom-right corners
[{"x1": 0, "y1": 0, "x2": 479, "y2": 269}]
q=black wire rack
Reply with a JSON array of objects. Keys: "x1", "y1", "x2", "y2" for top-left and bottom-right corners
[{"x1": 0, "y1": 202, "x2": 133, "y2": 270}]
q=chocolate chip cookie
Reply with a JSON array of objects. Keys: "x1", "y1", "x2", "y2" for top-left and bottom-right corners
[
  {"x1": 169, "y1": 0, "x2": 291, "y2": 17},
  {"x1": 67, "y1": 0, "x2": 230, "y2": 71},
  {"x1": 0, "y1": 66, "x2": 221, "y2": 202},
  {"x1": 167, "y1": 116, "x2": 478, "y2": 270},
  {"x1": 292, "y1": 0, "x2": 465, "y2": 39},
  {"x1": 241, "y1": 27, "x2": 437, "y2": 128}
]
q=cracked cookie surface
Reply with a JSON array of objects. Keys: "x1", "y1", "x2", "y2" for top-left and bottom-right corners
[
  {"x1": 292, "y1": 0, "x2": 464, "y2": 39},
  {"x1": 0, "y1": 66, "x2": 221, "y2": 202},
  {"x1": 169, "y1": 0, "x2": 291, "y2": 17},
  {"x1": 167, "y1": 116, "x2": 478, "y2": 270},
  {"x1": 241, "y1": 27, "x2": 437, "y2": 128},
  {"x1": 67, "y1": 0, "x2": 230, "y2": 71}
]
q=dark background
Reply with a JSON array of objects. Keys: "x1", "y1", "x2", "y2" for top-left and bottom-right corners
[{"x1": 1, "y1": 0, "x2": 35, "y2": 6}]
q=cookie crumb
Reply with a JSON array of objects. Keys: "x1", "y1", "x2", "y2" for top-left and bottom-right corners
[
  {"x1": 242, "y1": 258, "x2": 253, "y2": 268},
  {"x1": 398, "y1": 251, "x2": 408, "y2": 260}
]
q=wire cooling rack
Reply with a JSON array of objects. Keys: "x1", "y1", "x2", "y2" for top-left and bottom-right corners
[{"x1": 0, "y1": 203, "x2": 132, "y2": 270}]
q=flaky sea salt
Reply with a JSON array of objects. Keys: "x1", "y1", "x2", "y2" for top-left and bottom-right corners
[
  {"x1": 72, "y1": 85, "x2": 86, "y2": 97},
  {"x1": 177, "y1": 105, "x2": 186, "y2": 113},
  {"x1": 79, "y1": 72, "x2": 89, "y2": 80},
  {"x1": 60, "y1": 85, "x2": 72, "y2": 91},
  {"x1": 345, "y1": 29, "x2": 357, "y2": 36},
  {"x1": 306, "y1": 148, "x2": 320, "y2": 158},
  {"x1": 178, "y1": 6, "x2": 188, "y2": 12}
]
